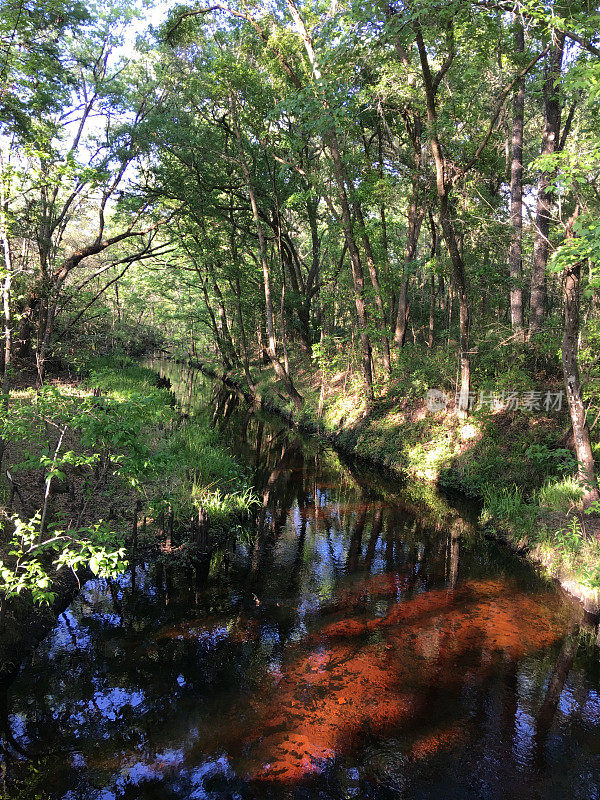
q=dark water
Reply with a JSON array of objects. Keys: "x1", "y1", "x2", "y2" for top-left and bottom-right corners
[{"x1": 3, "y1": 362, "x2": 600, "y2": 799}]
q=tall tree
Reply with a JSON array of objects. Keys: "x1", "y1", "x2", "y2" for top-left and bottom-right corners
[
  {"x1": 529, "y1": 33, "x2": 565, "y2": 336},
  {"x1": 228, "y1": 91, "x2": 304, "y2": 408},
  {"x1": 413, "y1": 18, "x2": 472, "y2": 416},
  {"x1": 286, "y1": 0, "x2": 375, "y2": 398},
  {"x1": 509, "y1": 16, "x2": 525, "y2": 335},
  {"x1": 555, "y1": 207, "x2": 599, "y2": 506}
]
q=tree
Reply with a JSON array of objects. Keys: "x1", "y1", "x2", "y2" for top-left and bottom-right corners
[
  {"x1": 551, "y1": 209, "x2": 599, "y2": 505},
  {"x1": 2, "y1": 1, "x2": 176, "y2": 381},
  {"x1": 508, "y1": 15, "x2": 525, "y2": 335},
  {"x1": 529, "y1": 31, "x2": 566, "y2": 337}
]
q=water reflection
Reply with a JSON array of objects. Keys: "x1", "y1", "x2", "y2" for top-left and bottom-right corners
[{"x1": 2, "y1": 361, "x2": 600, "y2": 799}]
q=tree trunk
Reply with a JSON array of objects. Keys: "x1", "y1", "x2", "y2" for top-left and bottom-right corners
[
  {"x1": 1, "y1": 267, "x2": 11, "y2": 397},
  {"x1": 280, "y1": 281, "x2": 290, "y2": 375},
  {"x1": 428, "y1": 211, "x2": 438, "y2": 349},
  {"x1": 36, "y1": 294, "x2": 58, "y2": 385},
  {"x1": 208, "y1": 261, "x2": 238, "y2": 367},
  {"x1": 305, "y1": 196, "x2": 321, "y2": 344},
  {"x1": 393, "y1": 106, "x2": 425, "y2": 350},
  {"x1": 428, "y1": 275, "x2": 436, "y2": 348},
  {"x1": 394, "y1": 277, "x2": 411, "y2": 348},
  {"x1": 229, "y1": 93, "x2": 303, "y2": 409},
  {"x1": 377, "y1": 118, "x2": 389, "y2": 268},
  {"x1": 16, "y1": 294, "x2": 37, "y2": 359},
  {"x1": 228, "y1": 193, "x2": 255, "y2": 390},
  {"x1": 529, "y1": 34, "x2": 565, "y2": 336},
  {"x1": 509, "y1": 17, "x2": 525, "y2": 335},
  {"x1": 0, "y1": 175, "x2": 12, "y2": 470},
  {"x1": 199, "y1": 276, "x2": 231, "y2": 370},
  {"x1": 393, "y1": 181, "x2": 425, "y2": 347},
  {"x1": 415, "y1": 27, "x2": 471, "y2": 417},
  {"x1": 233, "y1": 275, "x2": 255, "y2": 391},
  {"x1": 561, "y1": 208, "x2": 598, "y2": 506},
  {"x1": 326, "y1": 139, "x2": 374, "y2": 399},
  {"x1": 353, "y1": 199, "x2": 391, "y2": 376}
]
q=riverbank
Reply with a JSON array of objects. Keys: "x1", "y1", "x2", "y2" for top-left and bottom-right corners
[
  {"x1": 0, "y1": 357, "x2": 255, "y2": 683},
  {"x1": 184, "y1": 352, "x2": 600, "y2": 614}
]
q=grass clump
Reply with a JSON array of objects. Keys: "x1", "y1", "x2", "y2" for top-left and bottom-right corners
[
  {"x1": 534, "y1": 476, "x2": 584, "y2": 513},
  {"x1": 479, "y1": 484, "x2": 537, "y2": 535},
  {"x1": 190, "y1": 485, "x2": 258, "y2": 527},
  {"x1": 168, "y1": 421, "x2": 243, "y2": 487},
  {"x1": 3, "y1": 356, "x2": 256, "y2": 564}
]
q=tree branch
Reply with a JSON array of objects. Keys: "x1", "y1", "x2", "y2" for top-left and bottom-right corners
[{"x1": 460, "y1": 44, "x2": 549, "y2": 176}]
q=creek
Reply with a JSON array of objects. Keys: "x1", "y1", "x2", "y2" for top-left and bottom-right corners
[{"x1": 3, "y1": 360, "x2": 600, "y2": 799}]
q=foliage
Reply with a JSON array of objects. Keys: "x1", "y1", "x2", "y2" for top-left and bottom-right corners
[{"x1": 0, "y1": 513, "x2": 127, "y2": 617}]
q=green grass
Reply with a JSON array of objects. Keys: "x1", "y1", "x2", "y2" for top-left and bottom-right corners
[
  {"x1": 479, "y1": 484, "x2": 537, "y2": 534},
  {"x1": 190, "y1": 484, "x2": 258, "y2": 524},
  {"x1": 168, "y1": 421, "x2": 244, "y2": 487},
  {"x1": 165, "y1": 421, "x2": 258, "y2": 529},
  {"x1": 58, "y1": 356, "x2": 255, "y2": 545},
  {"x1": 479, "y1": 478, "x2": 600, "y2": 593},
  {"x1": 535, "y1": 476, "x2": 584, "y2": 513}
]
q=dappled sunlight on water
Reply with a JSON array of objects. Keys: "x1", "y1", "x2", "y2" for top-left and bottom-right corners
[{"x1": 217, "y1": 578, "x2": 570, "y2": 783}]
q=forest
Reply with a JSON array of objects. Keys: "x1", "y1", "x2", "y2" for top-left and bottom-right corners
[{"x1": 1, "y1": 0, "x2": 600, "y2": 797}]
